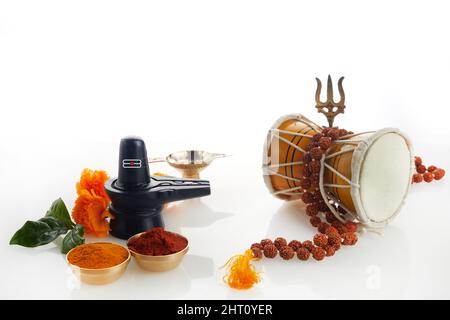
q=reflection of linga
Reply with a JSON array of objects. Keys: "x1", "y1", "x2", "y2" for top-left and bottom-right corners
[{"x1": 223, "y1": 75, "x2": 444, "y2": 290}]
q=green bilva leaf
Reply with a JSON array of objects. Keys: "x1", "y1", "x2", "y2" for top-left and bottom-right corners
[
  {"x1": 45, "y1": 198, "x2": 74, "y2": 229},
  {"x1": 9, "y1": 217, "x2": 69, "y2": 248},
  {"x1": 61, "y1": 224, "x2": 85, "y2": 254}
]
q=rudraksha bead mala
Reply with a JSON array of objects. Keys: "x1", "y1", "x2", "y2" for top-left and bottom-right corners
[
  {"x1": 249, "y1": 127, "x2": 359, "y2": 263},
  {"x1": 297, "y1": 247, "x2": 310, "y2": 260},
  {"x1": 274, "y1": 237, "x2": 287, "y2": 249},
  {"x1": 288, "y1": 240, "x2": 302, "y2": 251},
  {"x1": 263, "y1": 244, "x2": 278, "y2": 258},
  {"x1": 279, "y1": 246, "x2": 295, "y2": 260},
  {"x1": 412, "y1": 156, "x2": 445, "y2": 183}
]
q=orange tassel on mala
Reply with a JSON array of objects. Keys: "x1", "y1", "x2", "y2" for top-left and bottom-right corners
[{"x1": 222, "y1": 249, "x2": 261, "y2": 290}]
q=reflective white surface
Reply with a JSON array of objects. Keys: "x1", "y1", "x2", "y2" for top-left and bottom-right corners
[
  {"x1": 1, "y1": 146, "x2": 449, "y2": 299},
  {"x1": 1, "y1": 0, "x2": 450, "y2": 299}
]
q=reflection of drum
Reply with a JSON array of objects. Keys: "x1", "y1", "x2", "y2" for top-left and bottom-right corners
[{"x1": 263, "y1": 114, "x2": 414, "y2": 228}]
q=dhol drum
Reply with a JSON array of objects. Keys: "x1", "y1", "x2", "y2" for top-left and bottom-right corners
[{"x1": 263, "y1": 114, "x2": 414, "y2": 228}]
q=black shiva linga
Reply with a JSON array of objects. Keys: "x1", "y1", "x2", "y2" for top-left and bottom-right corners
[{"x1": 105, "y1": 136, "x2": 211, "y2": 239}]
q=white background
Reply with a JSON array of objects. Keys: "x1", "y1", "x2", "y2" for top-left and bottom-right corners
[{"x1": 1, "y1": 0, "x2": 449, "y2": 299}]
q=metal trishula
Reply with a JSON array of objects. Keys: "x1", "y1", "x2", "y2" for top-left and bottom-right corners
[{"x1": 315, "y1": 75, "x2": 346, "y2": 127}]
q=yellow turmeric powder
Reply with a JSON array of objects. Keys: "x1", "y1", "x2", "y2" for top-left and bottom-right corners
[{"x1": 67, "y1": 243, "x2": 129, "y2": 269}]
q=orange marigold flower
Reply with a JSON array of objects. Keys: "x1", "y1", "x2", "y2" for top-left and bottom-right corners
[
  {"x1": 72, "y1": 169, "x2": 111, "y2": 237},
  {"x1": 76, "y1": 168, "x2": 110, "y2": 200}
]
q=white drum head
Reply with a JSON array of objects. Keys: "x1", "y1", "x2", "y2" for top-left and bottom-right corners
[{"x1": 351, "y1": 128, "x2": 414, "y2": 228}]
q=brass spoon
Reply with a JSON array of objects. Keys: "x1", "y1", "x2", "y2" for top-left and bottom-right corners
[{"x1": 149, "y1": 150, "x2": 228, "y2": 179}]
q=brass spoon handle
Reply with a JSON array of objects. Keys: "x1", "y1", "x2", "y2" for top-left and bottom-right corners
[
  {"x1": 148, "y1": 157, "x2": 166, "y2": 163},
  {"x1": 209, "y1": 153, "x2": 229, "y2": 159}
]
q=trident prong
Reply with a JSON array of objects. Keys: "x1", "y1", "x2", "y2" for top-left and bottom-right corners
[{"x1": 315, "y1": 75, "x2": 346, "y2": 127}]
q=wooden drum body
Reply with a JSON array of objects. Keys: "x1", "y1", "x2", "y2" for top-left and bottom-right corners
[{"x1": 263, "y1": 114, "x2": 321, "y2": 200}]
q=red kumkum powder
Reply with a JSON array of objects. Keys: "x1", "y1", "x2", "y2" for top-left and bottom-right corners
[{"x1": 128, "y1": 227, "x2": 188, "y2": 256}]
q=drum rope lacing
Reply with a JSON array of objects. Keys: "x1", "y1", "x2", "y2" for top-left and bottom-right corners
[{"x1": 264, "y1": 127, "x2": 373, "y2": 210}]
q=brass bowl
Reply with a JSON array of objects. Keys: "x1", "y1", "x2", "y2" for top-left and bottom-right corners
[
  {"x1": 127, "y1": 232, "x2": 189, "y2": 272},
  {"x1": 66, "y1": 243, "x2": 131, "y2": 285}
]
